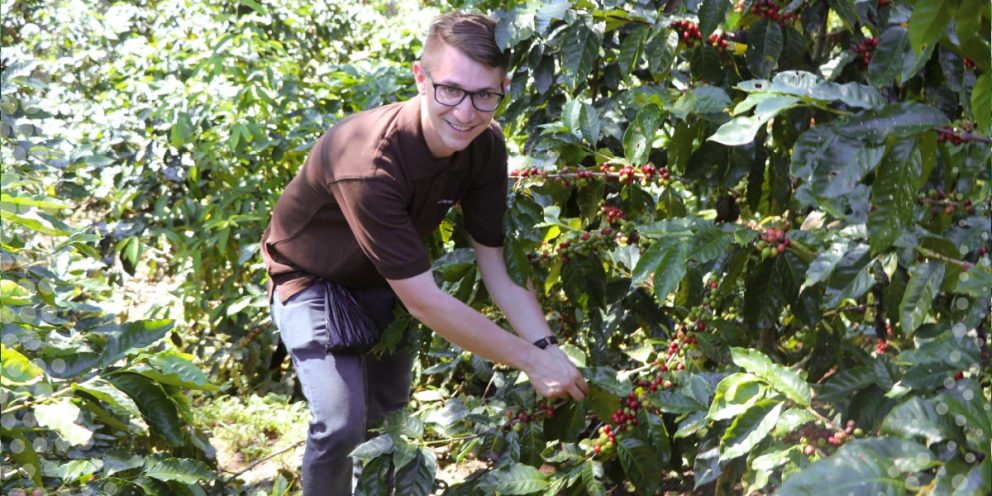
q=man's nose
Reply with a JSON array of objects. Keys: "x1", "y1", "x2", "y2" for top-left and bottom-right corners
[{"x1": 453, "y1": 95, "x2": 476, "y2": 119}]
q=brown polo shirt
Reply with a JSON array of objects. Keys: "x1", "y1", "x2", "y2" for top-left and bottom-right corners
[{"x1": 261, "y1": 96, "x2": 507, "y2": 303}]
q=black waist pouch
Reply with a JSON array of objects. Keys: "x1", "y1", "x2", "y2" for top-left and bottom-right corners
[{"x1": 322, "y1": 280, "x2": 382, "y2": 354}]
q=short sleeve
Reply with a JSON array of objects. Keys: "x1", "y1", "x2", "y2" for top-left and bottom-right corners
[
  {"x1": 328, "y1": 177, "x2": 432, "y2": 280},
  {"x1": 460, "y1": 131, "x2": 508, "y2": 247}
]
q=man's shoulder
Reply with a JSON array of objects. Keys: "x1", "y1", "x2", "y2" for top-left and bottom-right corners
[{"x1": 314, "y1": 100, "x2": 410, "y2": 181}]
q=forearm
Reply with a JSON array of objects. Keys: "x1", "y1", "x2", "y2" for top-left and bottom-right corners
[
  {"x1": 485, "y1": 276, "x2": 553, "y2": 343},
  {"x1": 406, "y1": 288, "x2": 542, "y2": 372}
]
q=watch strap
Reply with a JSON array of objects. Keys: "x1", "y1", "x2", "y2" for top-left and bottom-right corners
[{"x1": 532, "y1": 335, "x2": 559, "y2": 349}]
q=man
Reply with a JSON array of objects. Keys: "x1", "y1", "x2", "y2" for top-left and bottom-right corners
[{"x1": 261, "y1": 12, "x2": 588, "y2": 495}]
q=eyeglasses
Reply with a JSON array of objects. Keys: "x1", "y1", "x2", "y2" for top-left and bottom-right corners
[{"x1": 427, "y1": 73, "x2": 504, "y2": 112}]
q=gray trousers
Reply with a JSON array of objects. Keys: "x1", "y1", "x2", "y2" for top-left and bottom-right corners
[{"x1": 272, "y1": 282, "x2": 413, "y2": 495}]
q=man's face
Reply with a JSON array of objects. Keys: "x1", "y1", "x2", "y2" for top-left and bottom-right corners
[{"x1": 414, "y1": 42, "x2": 507, "y2": 158}]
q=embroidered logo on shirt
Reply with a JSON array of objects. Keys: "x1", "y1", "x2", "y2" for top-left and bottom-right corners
[{"x1": 437, "y1": 199, "x2": 456, "y2": 206}]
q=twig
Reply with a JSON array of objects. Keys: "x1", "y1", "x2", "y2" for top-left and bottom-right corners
[{"x1": 221, "y1": 439, "x2": 304, "y2": 481}]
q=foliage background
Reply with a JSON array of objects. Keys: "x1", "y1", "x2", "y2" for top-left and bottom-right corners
[{"x1": 1, "y1": 0, "x2": 989, "y2": 494}]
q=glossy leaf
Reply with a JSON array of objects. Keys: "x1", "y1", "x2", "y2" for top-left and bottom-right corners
[
  {"x1": 880, "y1": 396, "x2": 957, "y2": 445},
  {"x1": 143, "y1": 456, "x2": 214, "y2": 484},
  {"x1": 719, "y1": 400, "x2": 783, "y2": 461},
  {"x1": 778, "y1": 438, "x2": 939, "y2": 495},
  {"x1": 107, "y1": 373, "x2": 185, "y2": 447},
  {"x1": 698, "y1": 0, "x2": 730, "y2": 39},
  {"x1": 34, "y1": 398, "x2": 93, "y2": 446},
  {"x1": 483, "y1": 463, "x2": 548, "y2": 495},
  {"x1": 730, "y1": 348, "x2": 811, "y2": 406},
  {"x1": 561, "y1": 23, "x2": 600, "y2": 90},
  {"x1": 622, "y1": 104, "x2": 662, "y2": 165},
  {"x1": 746, "y1": 20, "x2": 783, "y2": 78},
  {"x1": 972, "y1": 72, "x2": 991, "y2": 134},
  {"x1": 617, "y1": 437, "x2": 662, "y2": 495},
  {"x1": 618, "y1": 26, "x2": 648, "y2": 76},
  {"x1": 867, "y1": 139, "x2": 921, "y2": 253},
  {"x1": 395, "y1": 447, "x2": 437, "y2": 496},
  {"x1": 899, "y1": 261, "x2": 945, "y2": 335},
  {"x1": 1, "y1": 344, "x2": 45, "y2": 386},
  {"x1": 908, "y1": 0, "x2": 953, "y2": 53}
]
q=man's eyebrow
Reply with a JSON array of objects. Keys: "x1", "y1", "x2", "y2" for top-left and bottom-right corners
[{"x1": 436, "y1": 80, "x2": 502, "y2": 93}]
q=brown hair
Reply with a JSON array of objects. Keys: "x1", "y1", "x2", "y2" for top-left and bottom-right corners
[{"x1": 421, "y1": 12, "x2": 509, "y2": 73}]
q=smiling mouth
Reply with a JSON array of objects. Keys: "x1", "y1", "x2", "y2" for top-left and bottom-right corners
[{"x1": 446, "y1": 120, "x2": 475, "y2": 133}]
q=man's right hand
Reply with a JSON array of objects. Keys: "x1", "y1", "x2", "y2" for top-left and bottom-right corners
[{"x1": 523, "y1": 346, "x2": 588, "y2": 401}]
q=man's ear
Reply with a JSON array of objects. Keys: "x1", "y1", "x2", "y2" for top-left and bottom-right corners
[
  {"x1": 503, "y1": 76, "x2": 510, "y2": 93},
  {"x1": 413, "y1": 61, "x2": 428, "y2": 95}
]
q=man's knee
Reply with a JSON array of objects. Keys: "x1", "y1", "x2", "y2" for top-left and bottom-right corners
[{"x1": 306, "y1": 399, "x2": 366, "y2": 461}]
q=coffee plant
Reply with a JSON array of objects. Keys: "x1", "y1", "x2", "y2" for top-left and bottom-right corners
[{"x1": 3, "y1": 0, "x2": 990, "y2": 494}]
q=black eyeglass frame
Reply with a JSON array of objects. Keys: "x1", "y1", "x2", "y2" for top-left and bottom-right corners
[{"x1": 426, "y1": 73, "x2": 505, "y2": 112}]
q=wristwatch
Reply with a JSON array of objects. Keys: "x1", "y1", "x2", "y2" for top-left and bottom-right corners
[{"x1": 532, "y1": 336, "x2": 559, "y2": 349}]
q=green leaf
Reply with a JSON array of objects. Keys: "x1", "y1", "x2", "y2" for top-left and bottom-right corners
[
  {"x1": 579, "y1": 106, "x2": 601, "y2": 147},
  {"x1": 708, "y1": 116, "x2": 764, "y2": 146},
  {"x1": 104, "y1": 448, "x2": 144, "y2": 476},
  {"x1": 698, "y1": 0, "x2": 731, "y2": 39},
  {"x1": 746, "y1": 19, "x2": 783, "y2": 79},
  {"x1": 972, "y1": 72, "x2": 991, "y2": 134},
  {"x1": 143, "y1": 456, "x2": 214, "y2": 484},
  {"x1": 504, "y1": 238, "x2": 533, "y2": 288},
  {"x1": 823, "y1": 243, "x2": 873, "y2": 308},
  {"x1": 868, "y1": 139, "x2": 921, "y2": 253},
  {"x1": 817, "y1": 366, "x2": 875, "y2": 403},
  {"x1": 709, "y1": 372, "x2": 765, "y2": 420},
  {"x1": 880, "y1": 396, "x2": 957, "y2": 445},
  {"x1": 632, "y1": 236, "x2": 689, "y2": 303},
  {"x1": 867, "y1": 27, "x2": 910, "y2": 87},
  {"x1": 57, "y1": 458, "x2": 103, "y2": 483},
  {"x1": 581, "y1": 460, "x2": 606, "y2": 496},
  {"x1": 674, "y1": 411, "x2": 708, "y2": 439},
  {"x1": 72, "y1": 379, "x2": 141, "y2": 418},
  {"x1": 955, "y1": 263, "x2": 992, "y2": 300},
  {"x1": 791, "y1": 126, "x2": 885, "y2": 201},
  {"x1": 899, "y1": 261, "x2": 945, "y2": 335},
  {"x1": 169, "y1": 112, "x2": 193, "y2": 147},
  {"x1": 730, "y1": 348, "x2": 811, "y2": 406},
  {"x1": 827, "y1": 0, "x2": 858, "y2": 30},
  {"x1": 350, "y1": 434, "x2": 394, "y2": 460},
  {"x1": 135, "y1": 349, "x2": 217, "y2": 391},
  {"x1": 617, "y1": 437, "x2": 662, "y2": 494},
  {"x1": 778, "y1": 438, "x2": 939, "y2": 495},
  {"x1": 535, "y1": 0, "x2": 570, "y2": 33},
  {"x1": 689, "y1": 224, "x2": 735, "y2": 263},
  {"x1": 644, "y1": 412, "x2": 672, "y2": 465},
  {"x1": 484, "y1": 463, "x2": 548, "y2": 495},
  {"x1": 837, "y1": 103, "x2": 950, "y2": 144},
  {"x1": 4, "y1": 212, "x2": 70, "y2": 236},
  {"x1": 1, "y1": 344, "x2": 45, "y2": 386},
  {"x1": 908, "y1": 0, "x2": 954, "y2": 53},
  {"x1": 802, "y1": 241, "x2": 847, "y2": 290},
  {"x1": 355, "y1": 454, "x2": 390, "y2": 495},
  {"x1": 0, "y1": 193, "x2": 69, "y2": 211},
  {"x1": 650, "y1": 389, "x2": 707, "y2": 414},
  {"x1": 34, "y1": 398, "x2": 93, "y2": 446},
  {"x1": 6, "y1": 432, "x2": 44, "y2": 486},
  {"x1": 0, "y1": 279, "x2": 32, "y2": 306},
  {"x1": 395, "y1": 447, "x2": 436, "y2": 496},
  {"x1": 622, "y1": 104, "x2": 662, "y2": 165},
  {"x1": 618, "y1": 26, "x2": 648, "y2": 77},
  {"x1": 938, "y1": 379, "x2": 991, "y2": 450},
  {"x1": 99, "y1": 319, "x2": 174, "y2": 372},
  {"x1": 719, "y1": 400, "x2": 783, "y2": 461},
  {"x1": 644, "y1": 29, "x2": 676, "y2": 77},
  {"x1": 561, "y1": 23, "x2": 600, "y2": 90},
  {"x1": 107, "y1": 373, "x2": 185, "y2": 447}
]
